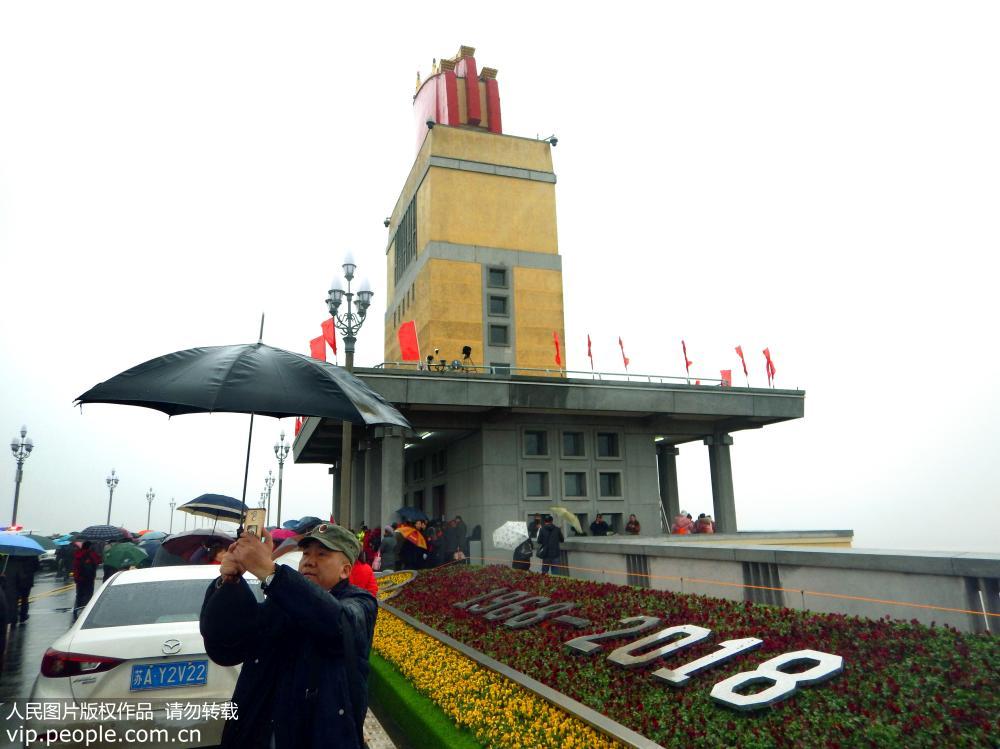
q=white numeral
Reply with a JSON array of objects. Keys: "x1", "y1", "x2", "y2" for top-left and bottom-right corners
[
  {"x1": 564, "y1": 616, "x2": 662, "y2": 655},
  {"x1": 710, "y1": 649, "x2": 844, "y2": 711},
  {"x1": 607, "y1": 624, "x2": 712, "y2": 669},
  {"x1": 653, "y1": 638, "x2": 763, "y2": 686}
]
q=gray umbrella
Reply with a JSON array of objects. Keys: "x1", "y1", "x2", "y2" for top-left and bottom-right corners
[{"x1": 75, "y1": 339, "x2": 412, "y2": 514}]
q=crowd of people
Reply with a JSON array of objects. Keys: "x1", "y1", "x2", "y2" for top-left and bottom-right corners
[
  {"x1": 353, "y1": 515, "x2": 471, "y2": 573},
  {"x1": 670, "y1": 510, "x2": 717, "y2": 534}
]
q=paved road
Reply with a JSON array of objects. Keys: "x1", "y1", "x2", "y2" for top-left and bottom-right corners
[{"x1": 1, "y1": 570, "x2": 78, "y2": 700}]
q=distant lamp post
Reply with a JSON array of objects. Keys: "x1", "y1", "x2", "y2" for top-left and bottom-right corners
[
  {"x1": 274, "y1": 431, "x2": 291, "y2": 526},
  {"x1": 259, "y1": 491, "x2": 267, "y2": 509},
  {"x1": 168, "y1": 498, "x2": 176, "y2": 534},
  {"x1": 145, "y1": 488, "x2": 155, "y2": 530},
  {"x1": 105, "y1": 469, "x2": 120, "y2": 525},
  {"x1": 8, "y1": 425, "x2": 34, "y2": 527},
  {"x1": 326, "y1": 255, "x2": 374, "y2": 529},
  {"x1": 264, "y1": 470, "x2": 275, "y2": 525}
]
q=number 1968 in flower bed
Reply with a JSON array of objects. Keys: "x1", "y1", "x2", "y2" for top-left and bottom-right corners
[{"x1": 386, "y1": 565, "x2": 999, "y2": 748}]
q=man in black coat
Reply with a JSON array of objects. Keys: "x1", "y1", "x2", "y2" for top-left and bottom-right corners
[
  {"x1": 200, "y1": 523, "x2": 377, "y2": 749},
  {"x1": 589, "y1": 514, "x2": 610, "y2": 537},
  {"x1": 535, "y1": 515, "x2": 564, "y2": 575},
  {"x1": 8, "y1": 555, "x2": 40, "y2": 623}
]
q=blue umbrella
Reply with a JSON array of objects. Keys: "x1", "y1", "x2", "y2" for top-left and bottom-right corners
[
  {"x1": 178, "y1": 494, "x2": 247, "y2": 523},
  {"x1": 139, "y1": 531, "x2": 167, "y2": 541},
  {"x1": 78, "y1": 524, "x2": 128, "y2": 542},
  {"x1": 0, "y1": 533, "x2": 45, "y2": 557}
]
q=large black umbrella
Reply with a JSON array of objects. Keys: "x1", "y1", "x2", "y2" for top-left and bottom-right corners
[
  {"x1": 178, "y1": 494, "x2": 247, "y2": 523},
  {"x1": 78, "y1": 524, "x2": 128, "y2": 543},
  {"x1": 75, "y1": 340, "x2": 412, "y2": 512},
  {"x1": 396, "y1": 506, "x2": 430, "y2": 523}
]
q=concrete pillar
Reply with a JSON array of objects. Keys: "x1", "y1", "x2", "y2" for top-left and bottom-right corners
[
  {"x1": 704, "y1": 433, "x2": 737, "y2": 533},
  {"x1": 656, "y1": 443, "x2": 680, "y2": 531},
  {"x1": 378, "y1": 427, "x2": 405, "y2": 530},
  {"x1": 351, "y1": 450, "x2": 365, "y2": 532},
  {"x1": 362, "y1": 440, "x2": 380, "y2": 529},
  {"x1": 330, "y1": 462, "x2": 340, "y2": 523}
]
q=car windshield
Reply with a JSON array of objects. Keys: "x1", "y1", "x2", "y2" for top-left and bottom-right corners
[{"x1": 82, "y1": 579, "x2": 263, "y2": 629}]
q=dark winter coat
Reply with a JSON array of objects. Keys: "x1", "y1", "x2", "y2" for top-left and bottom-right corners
[
  {"x1": 535, "y1": 524, "x2": 563, "y2": 561},
  {"x1": 200, "y1": 565, "x2": 378, "y2": 749}
]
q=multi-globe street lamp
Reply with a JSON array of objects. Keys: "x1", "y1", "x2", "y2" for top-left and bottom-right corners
[
  {"x1": 145, "y1": 488, "x2": 155, "y2": 530},
  {"x1": 273, "y1": 431, "x2": 290, "y2": 527},
  {"x1": 259, "y1": 491, "x2": 267, "y2": 509},
  {"x1": 326, "y1": 255, "x2": 374, "y2": 529},
  {"x1": 9, "y1": 425, "x2": 34, "y2": 527},
  {"x1": 168, "y1": 498, "x2": 176, "y2": 533},
  {"x1": 105, "y1": 469, "x2": 119, "y2": 525},
  {"x1": 264, "y1": 470, "x2": 275, "y2": 526}
]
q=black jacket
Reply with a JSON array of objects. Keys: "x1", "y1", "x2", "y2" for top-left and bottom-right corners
[
  {"x1": 536, "y1": 524, "x2": 563, "y2": 561},
  {"x1": 200, "y1": 565, "x2": 378, "y2": 749}
]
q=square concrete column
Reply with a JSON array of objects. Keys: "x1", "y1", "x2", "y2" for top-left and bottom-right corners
[
  {"x1": 377, "y1": 426, "x2": 405, "y2": 530},
  {"x1": 351, "y1": 450, "x2": 365, "y2": 531},
  {"x1": 704, "y1": 433, "x2": 737, "y2": 533},
  {"x1": 362, "y1": 440, "x2": 379, "y2": 529},
  {"x1": 330, "y1": 462, "x2": 340, "y2": 523},
  {"x1": 656, "y1": 443, "x2": 680, "y2": 530}
]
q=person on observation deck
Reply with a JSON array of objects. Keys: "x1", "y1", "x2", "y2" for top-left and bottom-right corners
[
  {"x1": 672, "y1": 511, "x2": 695, "y2": 535},
  {"x1": 625, "y1": 514, "x2": 641, "y2": 535}
]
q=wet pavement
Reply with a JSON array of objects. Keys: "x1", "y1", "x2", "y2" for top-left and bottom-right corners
[{"x1": 1, "y1": 570, "x2": 78, "y2": 700}]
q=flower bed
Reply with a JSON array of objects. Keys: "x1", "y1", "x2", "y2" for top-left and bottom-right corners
[{"x1": 386, "y1": 565, "x2": 999, "y2": 748}]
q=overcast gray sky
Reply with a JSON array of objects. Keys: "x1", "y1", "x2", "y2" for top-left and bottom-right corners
[{"x1": 1, "y1": 2, "x2": 997, "y2": 553}]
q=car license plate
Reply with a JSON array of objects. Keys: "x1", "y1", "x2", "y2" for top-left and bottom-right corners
[{"x1": 130, "y1": 660, "x2": 208, "y2": 691}]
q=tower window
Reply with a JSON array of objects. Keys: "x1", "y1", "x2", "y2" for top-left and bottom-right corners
[
  {"x1": 395, "y1": 197, "x2": 417, "y2": 283},
  {"x1": 488, "y1": 295, "x2": 508, "y2": 316},
  {"x1": 489, "y1": 324, "x2": 509, "y2": 346},
  {"x1": 487, "y1": 267, "x2": 508, "y2": 288}
]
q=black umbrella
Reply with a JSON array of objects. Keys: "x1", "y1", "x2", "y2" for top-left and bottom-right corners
[
  {"x1": 75, "y1": 339, "x2": 412, "y2": 513},
  {"x1": 78, "y1": 524, "x2": 128, "y2": 542},
  {"x1": 178, "y1": 494, "x2": 247, "y2": 523},
  {"x1": 162, "y1": 529, "x2": 235, "y2": 561},
  {"x1": 396, "y1": 506, "x2": 430, "y2": 523}
]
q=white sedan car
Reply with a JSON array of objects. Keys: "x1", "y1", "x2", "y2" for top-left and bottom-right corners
[{"x1": 27, "y1": 565, "x2": 262, "y2": 748}]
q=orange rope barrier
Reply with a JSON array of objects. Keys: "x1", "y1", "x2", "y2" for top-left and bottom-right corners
[{"x1": 466, "y1": 556, "x2": 1000, "y2": 620}]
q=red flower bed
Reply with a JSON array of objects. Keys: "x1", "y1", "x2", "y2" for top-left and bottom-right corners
[{"x1": 389, "y1": 565, "x2": 999, "y2": 748}]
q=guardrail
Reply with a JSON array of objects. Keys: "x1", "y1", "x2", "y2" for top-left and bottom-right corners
[{"x1": 371, "y1": 361, "x2": 725, "y2": 386}]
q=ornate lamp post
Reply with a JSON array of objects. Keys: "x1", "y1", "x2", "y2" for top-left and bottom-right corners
[
  {"x1": 326, "y1": 255, "x2": 374, "y2": 529},
  {"x1": 264, "y1": 470, "x2": 275, "y2": 525},
  {"x1": 9, "y1": 425, "x2": 34, "y2": 527},
  {"x1": 259, "y1": 491, "x2": 267, "y2": 509},
  {"x1": 105, "y1": 469, "x2": 120, "y2": 525},
  {"x1": 273, "y1": 431, "x2": 290, "y2": 527},
  {"x1": 145, "y1": 488, "x2": 155, "y2": 530},
  {"x1": 168, "y1": 498, "x2": 176, "y2": 533}
]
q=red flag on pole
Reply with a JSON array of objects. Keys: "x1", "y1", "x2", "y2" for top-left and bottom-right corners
[
  {"x1": 309, "y1": 336, "x2": 326, "y2": 361},
  {"x1": 682, "y1": 340, "x2": 693, "y2": 381},
  {"x1": 397, "y1": 321, "x2": 420, "y2": 362},
  {"x1": 586, "y1": 334, "x2": 594, "y2": 369},
  {"x1": 618, "y1": 337, "x2": 630, "y2": 369},
  {"x1": 321, "y1": 318, "x2": 337, "y2": 356},
  {"x1": 763, "y1": 348, "x2": 776, "y2": 386},
  {"x1": 735, "y1": 345, "x2": 748, "y2": 377},
  {"x1": 294, "y1": 417, "x2": 303, "y2": 436},
  {"x1": 720, "y1": 369, "x2": 732, "y2": 387},
  {"x1": 553, "y1": 331, "x2": 562, "y2": 366}
]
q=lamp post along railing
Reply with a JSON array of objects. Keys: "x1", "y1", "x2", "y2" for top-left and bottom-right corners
[
  {"x1": 168, "y1": 498, "x2": 176, "y2": 534},
  {"x1": 274, "y1": 431, "x2": 290, "y2": 527},
  {"x1": 8, "y1": 425, "x2": 34, "y2": 527},
  {"x1": 326, "y1": 255, "x2": 374, "y2": 530},
  {"x1": 146, "y1": 488, "x2": 155, "y2": 530},
  {"x1": 264, "y1": 470, "x2": 275, "y2": 526},
  {"x1": 106, "y1": 469, "x2": 119, "y2": 525}
]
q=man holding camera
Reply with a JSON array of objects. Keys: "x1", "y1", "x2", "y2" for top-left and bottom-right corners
[{"x1": 200, "y1": 524, "x2": 377, "y2": 748}]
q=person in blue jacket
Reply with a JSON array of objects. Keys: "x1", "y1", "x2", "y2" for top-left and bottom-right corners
[{"x1": 200, "y1": 523, "x2": 377, "y2": 748}]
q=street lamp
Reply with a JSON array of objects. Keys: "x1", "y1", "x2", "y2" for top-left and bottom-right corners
[
  {"x1": 326, "y1": 254, "x2": 374, "y2": 529},
  {"x1": 273, "y1": 431, "x2": 290, "y2": 527},
  {"x1": 106, "y1": 469, "x2": 120, "y2": 525},
  {"x1": 264, "y1": 470, "x2": 275, "y2": 525},
  {"x1": 145, "y1": 487, "x2": 155, "y2": 530},
  {"x1": 168, "y1": 497, "x2": 176, "y2": 534},
  {"x1": 8, "y1": 425, "x2": 34, "y2": 527},
  {"x1": 259, "y1": 491, "x2": 267, "y2": 509}
]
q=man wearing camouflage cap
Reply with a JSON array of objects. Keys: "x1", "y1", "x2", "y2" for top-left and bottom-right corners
[{"x1": 200, "y1": 523, "x2": 377, "y2": 748}]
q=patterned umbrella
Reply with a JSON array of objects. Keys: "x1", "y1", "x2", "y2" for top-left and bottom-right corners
[
  {"x1": 549, "y1": 506, "x2": 583, "y2": 534},
  {"x1": 397, "y1": 525, "x2": 427, "y2": 550},
  {"x1": 492, "y1": 521, "x2": 530, "y2": 551},
  {"x1": 78, "y1": 524, "x2": 128, "y2": 542}
]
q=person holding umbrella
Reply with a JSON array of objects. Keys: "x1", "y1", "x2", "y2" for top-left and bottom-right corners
[
  {"x1": 72, "y1": 541, "x2": 102, "y2": 621},
  {"x1": 200, "y1": 524, "x2": 377, "y2": 749},
  {"x1": 536, "y1": 515, "x2": 565, "y2": 576}
]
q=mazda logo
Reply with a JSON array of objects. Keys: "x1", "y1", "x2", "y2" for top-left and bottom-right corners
[{"x1": 162, "y1": 639, "x2": 182, "y2": 655}]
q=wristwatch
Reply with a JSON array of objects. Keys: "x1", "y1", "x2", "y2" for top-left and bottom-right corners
[{"x1": 261, "y1": 565, "x2": 278, "y2": 592}]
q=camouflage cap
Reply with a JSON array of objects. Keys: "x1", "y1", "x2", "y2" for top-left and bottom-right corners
[{"x1": 297, "y1": 523, "x2": 361, "y2": 563}]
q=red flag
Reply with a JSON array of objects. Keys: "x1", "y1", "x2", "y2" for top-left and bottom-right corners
[
  {"x1": 720, "y1": 369, "x2": 732, "y2": 387},
  {"x1": 553, "y1": 331, "x2": 562, "y2": 366},
  {"x1": 294, "y1": 417, "x2": 303, "y2": 436},
  {"x1": 763, "y1": 348, "x2": 776, "y2": 385},
  {"x1": 309, "y1": 336, "x2": 326, "y2": 361},
  {"x1": 682, "y1": 340, "x2": 693, "y2": 374},
  {"x1": 321, "y1": 318, "x2": 337, "y2": 355},
  {"x1": 586, "y1": 334, "x2": 593, "y2": 369},
  {"x1": 618, "y1": 337, "x2": 630, "y2": 369},
  {"x1": 735, "y1": 345, "x2": 748, "y2": 377},
  {"x1": 397, "y1": 321, "x2": 420, "y2": 362}
]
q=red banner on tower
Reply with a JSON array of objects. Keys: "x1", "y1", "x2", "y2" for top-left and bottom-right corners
[
  {"x1": 720, "y1": 369, "x2": 732, "y2": 388},
  {"x1": 618, "y1": 337, "x2": 630, "y2": 369},
  {"x1": 682, "y1": 340, "x2": 693, "y2": 378},
  {"x1": 553, "y1": 331, "x2": 562, "y2": 366},
  {"x1": 735, "y1": 345, "x2": 748, "y2": 377},
  {"x1": 763, "y1": 348, "x2": 776, "y2": 386},
  {"x1": 309, "y1": 336, "x2": 326, "y2": 362},
  {"x1": 398, "y1": 321, "x2": 420, "y2": 362},
  {"x1": 321, "y1": 318, "x2": 337, "y2": 355},
  {"x1": 587, "y1": 334, "x2": 594, "y2": 369}
]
